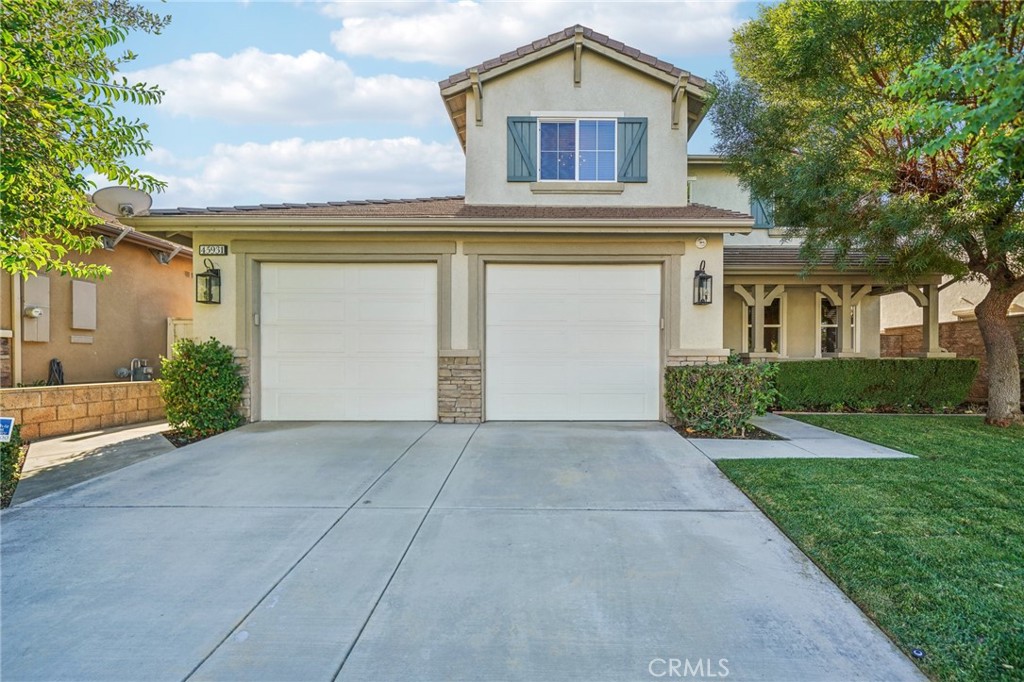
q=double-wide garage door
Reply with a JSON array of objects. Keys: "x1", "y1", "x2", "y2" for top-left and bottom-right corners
[
  {"x1": 260, "y1": 263, "x2": 437, "y2": 420},
  {"x1": 259, "y1": 262, "x2": 661, "y2": 421}
]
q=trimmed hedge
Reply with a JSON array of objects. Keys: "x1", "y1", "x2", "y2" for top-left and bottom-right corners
[
  {"x1": 665, "y1": 363, "x2": 778, "y2": 437},
  {"x1": 776, "y1": 358, "x2": 979, "y2": 411},
  {"x1": 158, "y1": 338, "x2": 245, "y2": 440}
]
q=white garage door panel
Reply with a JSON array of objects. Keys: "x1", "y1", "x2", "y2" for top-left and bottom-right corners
[
  {"x1": 486, "y1": 264, "x2": 661, "y2": 421},
  {"x1": 260, "y1": 263, "x2": 436, "y2": 420}
]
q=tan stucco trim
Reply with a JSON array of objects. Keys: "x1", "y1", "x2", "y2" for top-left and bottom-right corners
[
  {"x1": 132, "y1": 217, "x2": 753, "y2": 234},
  {"x1": 229, "y1": 239, "x2": 458, "y2": 255},
  {"x1": 462, "y1": 239, "x2": 686, "y2": 256},
  {"x1": 530, "y1": 182, "x2": 625, "y2": 195}
]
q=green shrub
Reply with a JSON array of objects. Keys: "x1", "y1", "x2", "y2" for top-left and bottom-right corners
[
  {"x1": 665, "y1": 363, "x2": 778, "y2": 437},
  {"x1": 2, "y1": 424, "x2": 26, "y2": 508},
  {"x1": 776, "y1": 358, "x2": 978, "y2": 411},
  {"x1": 158, "y1": 338, "x2": 245, "y2": 440}
]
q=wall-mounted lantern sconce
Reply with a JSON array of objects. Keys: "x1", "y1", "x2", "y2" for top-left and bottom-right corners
[
  {"x1": 195, "y1": 258, "x2": 221, "y2": 304},
  {"x1": 693, "y1": 259, "x2": 713, "y2": 305}
]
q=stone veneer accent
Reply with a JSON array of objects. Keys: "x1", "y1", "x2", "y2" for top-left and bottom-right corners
[
  {"x1": 665, "y1": 353, "x2": 730, "y2": 367},
  {"x1": 0, "y1": 381, "x2": 164, "y2": 441},
  {"x1": 0, "y1": 337, "x2": 11, "y2": 388},
  {"x1": 233, "y1": 348, "x2": 252, "y2": 421},
  {"x1": 438, "y1": 352, "x2": 482, "y2": 423}
]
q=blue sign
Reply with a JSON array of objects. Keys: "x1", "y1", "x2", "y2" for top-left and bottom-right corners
[{"x1": 0, "y1": 417, "x2": 13, "y2": 443}]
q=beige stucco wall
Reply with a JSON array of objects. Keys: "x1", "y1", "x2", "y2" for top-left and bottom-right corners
[
  {"x1": 192, "y1": 233, "x2": 239, "y2": 346},
  {"x1": 723, "y1": 285, "x2": 881, "y2": 359},
  {"x1": 689, "y1": 162, "x2": 749, "y2": 213},
  {"x1": 19, "y1": 243, "x2": 192, "y2": 384},
  {"x1": 464, "y1": 50, "x2": 688, "y2": 206}
]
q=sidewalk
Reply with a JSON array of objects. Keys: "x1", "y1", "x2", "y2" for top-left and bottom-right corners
[
  {"x1": 689, "y1": 412, "x2": 915, "y2": 460},
  {"x1": 11, "y1": 421, "x2": 175, "y2": 506}
]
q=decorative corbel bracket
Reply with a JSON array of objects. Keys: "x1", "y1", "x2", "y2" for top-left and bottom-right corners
[
  {"x1": 573, "y1": 26, "x2": 584, "y2": 86},
  {"x1": 469, "y1": 69, "x2": 483, "y2": 125}
]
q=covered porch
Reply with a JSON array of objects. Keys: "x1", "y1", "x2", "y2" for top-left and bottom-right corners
[{"x1": 722, "y1": 247, "x2": 953, "y2": 361}]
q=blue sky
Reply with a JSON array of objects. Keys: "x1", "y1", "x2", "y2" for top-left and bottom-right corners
[{"x1": 113, "y1": 1, "x2": 765, "y2": 208}]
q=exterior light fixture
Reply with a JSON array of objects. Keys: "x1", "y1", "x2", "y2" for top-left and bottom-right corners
[
  {"x1": 693, "y1": 259, "x2": 713, "y2": 305},
  {"x1": 195, "y1": 258, "x2": 221, "y2": 304}
]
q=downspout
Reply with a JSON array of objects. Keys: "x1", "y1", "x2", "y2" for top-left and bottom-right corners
[{"x1": 10, "y1": 273, "x2": 22, "y2": 385}]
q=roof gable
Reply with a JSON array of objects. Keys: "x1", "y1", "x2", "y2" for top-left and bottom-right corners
[{"x1": 438, "y1": 25, "x2": 711, "y2": 150}]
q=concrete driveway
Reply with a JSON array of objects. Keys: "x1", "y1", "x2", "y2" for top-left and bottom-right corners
[{"x1": 1, "y1": 422, "x2": 924, "y2": 681}]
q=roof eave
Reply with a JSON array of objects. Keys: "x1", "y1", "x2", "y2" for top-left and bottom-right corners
[{"x1": 128, "y1": 215, "x2": 754, "y2": 234}]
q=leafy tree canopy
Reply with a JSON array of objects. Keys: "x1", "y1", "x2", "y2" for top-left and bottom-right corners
[
  {"x1": 711, "y1": 0, "x2": 1024, "y2": 424},
  {"x1": 0, "y1": 0, "x2": 169, "y2": 278}
]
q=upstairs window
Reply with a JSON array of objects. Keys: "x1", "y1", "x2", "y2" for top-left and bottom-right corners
[
  {"x1": 507, "y1": 116, "x2": 647, "y2": 183},
  {"x1": 539, "y1": 119, "x2": 616, "y2": 181}
]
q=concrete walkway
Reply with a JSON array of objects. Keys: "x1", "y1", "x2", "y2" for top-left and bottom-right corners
[
  {"x1": 1, "y1": 421, "x2": 924, "y2": 681},
  {"x1": 690, "y1": 412, "x2": 916, "y2": 460},
  {"x1": 11, "y1": 421, "x2": 174, "y2": 505}
]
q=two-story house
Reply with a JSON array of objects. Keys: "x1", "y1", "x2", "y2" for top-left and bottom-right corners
[{"x1": 128, "y1": 26, "x2": 948, "y2": 423}]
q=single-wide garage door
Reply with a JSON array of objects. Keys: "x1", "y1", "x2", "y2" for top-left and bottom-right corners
[
  {"x1": 486, "y1": 264, "x2": 661, "y2": 420},
  {"x1": 260, "y1": 263, "x2": 437, "y2": 420}
]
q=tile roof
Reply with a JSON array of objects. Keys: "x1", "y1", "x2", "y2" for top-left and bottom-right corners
[
  {"x1": 438, "y1": 25, "x2": 707, "y2": 91},
  {"x1": 725, "y1": 246, "x2": 882, "y2": 269},
  {"x1": 147, "y1": 196, "x2": 751, "y2": 221}
]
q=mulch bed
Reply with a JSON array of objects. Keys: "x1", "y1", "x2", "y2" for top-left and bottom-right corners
[
  {"x1": 162, "y1": 430, "x2": 209, "y2": 448},
  {"x1": 673, "y1": 424, "x2": 782, "y2": 440}
]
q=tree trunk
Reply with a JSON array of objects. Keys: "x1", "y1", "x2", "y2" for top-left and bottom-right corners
[{"x1": 975, "y1": 287, "x2": 1023, "y2": 426}]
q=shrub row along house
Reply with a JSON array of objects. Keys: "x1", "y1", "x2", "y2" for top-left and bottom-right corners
[{"x1": 125, "y1": 26, "x2": 954, "y2": 423}]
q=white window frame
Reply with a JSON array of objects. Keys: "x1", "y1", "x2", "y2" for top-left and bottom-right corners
[
  {"x1": 740, "y1": 294, "x2": 787, "y2": 356},
  {"x1": 816, "y1": 293, "x2": 860, "y2": 357},
  {"x1": 536, "y1": 117, "x2": 618, "y2": 183}
]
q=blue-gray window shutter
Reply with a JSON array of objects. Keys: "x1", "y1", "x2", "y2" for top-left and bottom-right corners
[
  {"x1": 617, "y1": 117, "x2": 648, "y2": 183},
  {"x1": 507, "y1": 116, "x2": 537, "y2": 182},
  {"x1": 751, "y1": 197, "x2": 774, "y2": 227}
]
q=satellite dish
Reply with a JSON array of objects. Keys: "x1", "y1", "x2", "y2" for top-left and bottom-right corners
[{"x1": 92, "y1": 186, "x2": 153, "y2": 218}]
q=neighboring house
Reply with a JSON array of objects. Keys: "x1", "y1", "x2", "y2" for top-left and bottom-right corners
[
  {"x1": 1, "y1": 212, "x2": 194, "y2": 387},
  {"x1": 882, "y1": 279, "x2": 1024, "y2": 327},
  {"x1": 126, "y1": 25, "x2": 949, "y2": 423}
]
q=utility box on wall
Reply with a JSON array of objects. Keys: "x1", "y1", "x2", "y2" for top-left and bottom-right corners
[{"x1": 22, "y1": 276, "x2": 50, "y2": 342}]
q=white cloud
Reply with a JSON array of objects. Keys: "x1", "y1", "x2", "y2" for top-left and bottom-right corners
[
  {"x1": 324, "y1": 1, "x2": 743, "y2": 67},
  {"x1": 128, "y1": 49, "x2": 443, "y2": 125},
  {"x1": 140, "y1": 136, "x2": 465, "y2": 208}
]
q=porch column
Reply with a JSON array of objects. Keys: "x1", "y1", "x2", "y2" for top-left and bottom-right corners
[
  {"x1": 905, "y1": 283, "x2": 954, "y2": 358},
  {"x1": 752, "y1": 284, "x2": 766, "y2": 353}
]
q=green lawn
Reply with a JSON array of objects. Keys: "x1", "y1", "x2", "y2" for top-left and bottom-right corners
[{"x1": 717, "y1": 415, "x2": 1024, "y2": 682}]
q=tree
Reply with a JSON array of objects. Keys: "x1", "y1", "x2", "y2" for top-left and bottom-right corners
[
  {"x1": 0, "y1": 0, "x2": 169, "y2": 279},
  {"x1": 710, "y1": 0, "x2": 1024, "y2": 425}
]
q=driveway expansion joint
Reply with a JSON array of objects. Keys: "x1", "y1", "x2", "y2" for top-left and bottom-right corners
[
  {"x1": 332, "y1": 423, "x2": 481, "y2": 680},
  {"x1": 182, "y1": 422, "x2": 439, "y2": 682}
]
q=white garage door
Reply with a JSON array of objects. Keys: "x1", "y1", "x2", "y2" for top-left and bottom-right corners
[
  {"x1": 260, "y1": 263, "x2": 437, "y2": 420},
  {"x1": 486, "y1": 264, "x2": 661, "y2": 420}
]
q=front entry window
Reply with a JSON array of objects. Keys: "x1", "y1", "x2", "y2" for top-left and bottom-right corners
[
  {"x1": 819, "y1": 298, "x2": 857, "y2": 355},
  {"x1": 745, "y1": 298, "x2": 783, "y2": 354}
]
